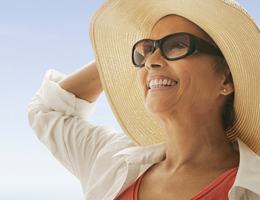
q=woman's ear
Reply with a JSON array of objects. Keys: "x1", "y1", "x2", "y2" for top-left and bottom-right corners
[{"x1": 221, "y1": 69, "x2": 234, "y2": 95}]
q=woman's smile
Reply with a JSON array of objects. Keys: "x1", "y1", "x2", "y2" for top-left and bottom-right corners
[{"x1": 147, "y1": 75, "x2": 178, "y2": 92}]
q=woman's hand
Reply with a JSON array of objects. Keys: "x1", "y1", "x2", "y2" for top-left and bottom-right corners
[{"x1": 58, "y1": 60, "x2": 103, "y2": 103}]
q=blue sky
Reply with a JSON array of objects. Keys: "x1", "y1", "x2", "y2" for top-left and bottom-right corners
[{"x1": 1, "y1": 0, "x2": 259, "y2": 199}]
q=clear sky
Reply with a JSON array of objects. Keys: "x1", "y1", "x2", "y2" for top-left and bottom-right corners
[{"x1": 1, "y1": 0, "x2": 260, "y2": 199}]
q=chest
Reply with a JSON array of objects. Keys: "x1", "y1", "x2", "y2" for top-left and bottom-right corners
[{"x1": 137, "y1": 169, "x2": 235, "y2": 200}]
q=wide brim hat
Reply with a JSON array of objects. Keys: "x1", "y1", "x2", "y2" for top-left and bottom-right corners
[{"x1": 89, "y1": 0, "x2": 260, "y2": 156}]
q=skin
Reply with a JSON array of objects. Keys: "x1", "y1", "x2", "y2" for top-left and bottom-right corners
[
  {"x1": 137, "y1": 15, "x2": 239, "y2": 200},
  {"x1": 58, "y1": 60, "x2": 103, "y2": 103}
]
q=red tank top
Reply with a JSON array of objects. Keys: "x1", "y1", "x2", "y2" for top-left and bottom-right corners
[{"x1": 115, "y1": 167, "x2": 238, "y2": 200}]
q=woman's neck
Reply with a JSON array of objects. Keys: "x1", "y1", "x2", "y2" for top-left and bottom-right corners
[{"x1": 154, "y1": 109, "x2": 239, "y2": 172}]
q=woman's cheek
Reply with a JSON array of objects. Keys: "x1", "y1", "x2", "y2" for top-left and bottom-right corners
[{"x1": 137, "y1": 68, "x2": 147, "y2": 89}]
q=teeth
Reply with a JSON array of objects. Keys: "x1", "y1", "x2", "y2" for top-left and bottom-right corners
[
  {"x1": 149, "y1": 78, "x2": 177, "y2": 88},
  {"x1": 171, "y1": 82, "x2": 176, "y2": 86},
  {"x1": 149, "y1": 80, "x2": 154, "y2": 88}
]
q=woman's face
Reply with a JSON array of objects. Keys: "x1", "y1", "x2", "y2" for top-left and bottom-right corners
[{"x1": 137, "y1": 15, "x2": 230, "y2": 118}]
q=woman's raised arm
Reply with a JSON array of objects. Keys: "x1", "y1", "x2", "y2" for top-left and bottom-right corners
[{"x1": 58, "y1": 60, "x2": 103, "y2": 103}]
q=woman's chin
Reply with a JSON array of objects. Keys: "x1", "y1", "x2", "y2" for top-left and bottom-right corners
[{"x1": 145, "y1": 101, "x2": 174, "y2": 116}]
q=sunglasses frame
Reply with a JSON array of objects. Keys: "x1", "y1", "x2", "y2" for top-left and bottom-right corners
[{"x1": 132, "y1": 32, "x2": 224, "y2": 67}]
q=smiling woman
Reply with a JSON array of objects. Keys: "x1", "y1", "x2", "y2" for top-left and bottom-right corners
[{"x1": 28, "y1": 0, "x2": 260, "y2": 199}]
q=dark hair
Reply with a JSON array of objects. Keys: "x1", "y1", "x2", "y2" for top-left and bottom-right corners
[{"x1": 214, "y1": 57, "x2": 235, "y2": 130}]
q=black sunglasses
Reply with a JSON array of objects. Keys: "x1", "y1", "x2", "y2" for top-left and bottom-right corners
[{"x1": 132, "y1": 32, "x2": 224, "y2": 67}]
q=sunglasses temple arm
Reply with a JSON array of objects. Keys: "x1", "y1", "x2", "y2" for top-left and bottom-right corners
[{"x1": 192, "y1": 37, "x2": 224, "y2": 57}]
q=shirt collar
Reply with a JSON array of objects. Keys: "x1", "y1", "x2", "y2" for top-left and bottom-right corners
[
  {"x1": 113, "y1": 142, "x2": 166, "y2": 164},
  {"x1": 229, "y1": 138, "x2": 260, "y2": 198}
]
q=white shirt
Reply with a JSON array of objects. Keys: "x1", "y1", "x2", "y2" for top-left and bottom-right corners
[{"x1": 28, "y1": 70, "x2": 260, "y2": 200}]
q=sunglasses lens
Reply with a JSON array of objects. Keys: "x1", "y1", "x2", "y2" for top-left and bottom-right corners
[
  {"x1": 133, "y1": 40, "x2": 153, "y2": 66},
  {"x1": 132, "y1": 34, "x2": 191, "y2": 67},
  {"x1": 162, "y1": 34, "x2": 190, "y2": 59}
]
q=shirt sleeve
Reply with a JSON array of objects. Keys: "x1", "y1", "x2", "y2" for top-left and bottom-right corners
[{"x1": 28, "y1": 69, "x2": 133, "y2": 181}]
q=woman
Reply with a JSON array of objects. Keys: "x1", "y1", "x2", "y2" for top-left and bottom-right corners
[{"x1": 28, "y1": 0, "x2": 260, "y2": 199}]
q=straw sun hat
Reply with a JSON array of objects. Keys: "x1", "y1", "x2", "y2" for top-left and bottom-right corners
[{"x1": 89, "y1": 0, "x2": 260, "y2": 155}]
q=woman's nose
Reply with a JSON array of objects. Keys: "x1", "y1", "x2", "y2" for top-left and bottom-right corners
[{"x1": 144, "y1": 48, "x2": 167, "y2": 70}]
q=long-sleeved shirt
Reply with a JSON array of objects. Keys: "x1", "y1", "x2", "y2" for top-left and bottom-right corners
[{"x1": 28, "y1": 69, "x2": 260, "y2": 200}]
